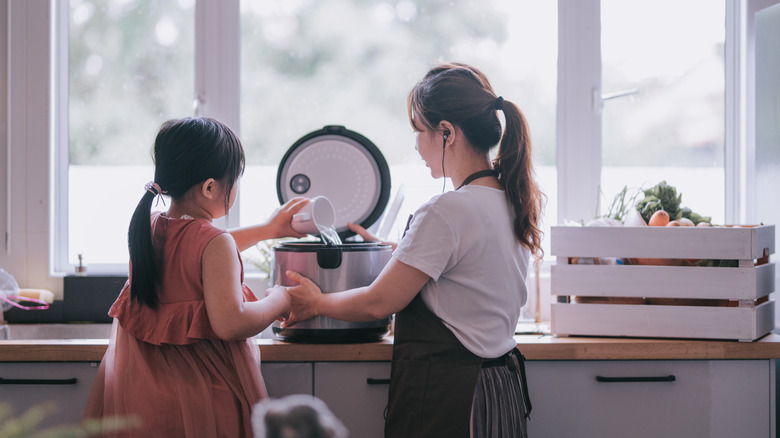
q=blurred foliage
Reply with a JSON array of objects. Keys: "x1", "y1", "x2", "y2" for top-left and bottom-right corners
[
  {"x1": 69, "y1": 0, "x2": 194, "y2": 166},
  {"x1": 0, "y1": 402, "x2": 139, "y2": 438},
  {"x1": 68, "y1": 0, "x2": 558, "y2": 168}
]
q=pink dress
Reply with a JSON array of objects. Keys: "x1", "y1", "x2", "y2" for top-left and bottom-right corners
[{"x1": 83, "y1": 213, "x2": 267, "y2": 437}]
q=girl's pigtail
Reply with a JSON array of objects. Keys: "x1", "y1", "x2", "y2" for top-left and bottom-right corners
[{"x1": 128, "y1": 191, "x2": 160, "y2": 308}]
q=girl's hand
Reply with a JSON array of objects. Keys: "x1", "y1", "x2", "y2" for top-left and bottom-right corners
[
  {"x1": 268, "y1": 197, "x2": 310, "y2": 239},
  {"x1": 282, "y1": 270, "x2": 324, "y2": 327},
  {"x1": 265, "y1": 285, "x2": 291, "y2": 319},
  {"x1": 348, "y1": 222, "x2": 397, "y2": 251}
]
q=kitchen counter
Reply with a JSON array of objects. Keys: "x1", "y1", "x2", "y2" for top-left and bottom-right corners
[{"x1": 3, "y1": 333, "x2": 780, "y2": 362}]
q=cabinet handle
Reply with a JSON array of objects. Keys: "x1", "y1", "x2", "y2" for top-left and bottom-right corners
[
  {"x1": 366, "y1": 378, "x2": 391, "y2": 385},
  {"x1": 0, "y1": 377, "x2": 78, "y2": 385},
  {"x1": 596, "y1": 375, "x2": 675, "y2": 383}
]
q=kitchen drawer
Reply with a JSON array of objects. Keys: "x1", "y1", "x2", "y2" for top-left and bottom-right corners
[
  {"x1": 525, "y1": 359, "x2": 774, "y2": 438},
  {"x1": 314, "y1": 362, "x2": 391, "y2": 438},
  {"x1": 261, "y1": 362, "x2": 313, "y2": 397},
  {"x1": 0, "y1": 362, "x2": 100, "y2": 430}
]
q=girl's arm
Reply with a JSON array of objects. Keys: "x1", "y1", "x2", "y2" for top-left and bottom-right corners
[
  {"x1": 283, "y1": 258, "x2": 429, "y2": 325},
  {"x1": 202, "y1": 233, "x2": 290, "y2": 340},
  {"x1": 229, "y1": 197, "x2": 309, "y2": 252}
]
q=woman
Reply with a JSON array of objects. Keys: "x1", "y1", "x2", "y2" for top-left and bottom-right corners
[{"x1": 284, "y1": 63, "x2": 544, "y2": 438}]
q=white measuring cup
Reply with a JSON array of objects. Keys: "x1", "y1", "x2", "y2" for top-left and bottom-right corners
[{"x1": 291, "y1": 196, "x2": 336, "y2": 235}]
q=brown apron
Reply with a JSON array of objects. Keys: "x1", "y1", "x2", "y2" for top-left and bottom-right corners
[{"x1": 384, "y1": 293, "x2": 484, "y2": 438}]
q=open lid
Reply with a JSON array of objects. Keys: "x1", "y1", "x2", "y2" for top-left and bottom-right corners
[{"x1": 277, "y1": 125, "x2": 391, "y2": 240}]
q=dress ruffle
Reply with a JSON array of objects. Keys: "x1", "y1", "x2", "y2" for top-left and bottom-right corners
[{"x1": 109, "y1": 282, "x2": 259, "y2": 346}]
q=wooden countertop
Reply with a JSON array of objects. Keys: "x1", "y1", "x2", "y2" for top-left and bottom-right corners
[{"x1": 3, "y1": 333, "x2": 780, "y2": 362}]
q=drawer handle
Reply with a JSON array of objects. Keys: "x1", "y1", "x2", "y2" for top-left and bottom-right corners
[
  {"x1": 366, "y1": 378, "x2": 391, "y2": 385},
  {"x1": 596, "y1": 375, "x2": 676, "y2": 383},
  {"x1": 0, "y1": 377, "x2": 78, "y2": 385}
]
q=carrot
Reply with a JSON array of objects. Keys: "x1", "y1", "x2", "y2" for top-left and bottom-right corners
[{"x1": 649, "y1": 210, "x2": 670, "y2": 226}]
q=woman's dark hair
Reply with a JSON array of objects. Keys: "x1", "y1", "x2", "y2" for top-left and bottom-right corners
[
  {"x1": 407, "y1": 62, "x2": 546, "y2": 259},
  {"x1": 127, "y1": 117, "x2": 245, "y2": 308}
]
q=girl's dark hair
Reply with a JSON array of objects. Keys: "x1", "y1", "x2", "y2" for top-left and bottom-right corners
[
  {"x1": 407, "y1": 62, "x2": 546, "y2": 259},
  {"x1": 127, "y1": 117, "x2": 245, "y2": 308}
]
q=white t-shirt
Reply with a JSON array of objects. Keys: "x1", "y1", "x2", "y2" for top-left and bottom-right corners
[{"x1": 393, "y1": 185, "x2": 530, "y2": 359}]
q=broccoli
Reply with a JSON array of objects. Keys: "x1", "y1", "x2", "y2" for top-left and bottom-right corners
[{"x1": 635, "y1": 181, "x2": 710, "y2": 225}]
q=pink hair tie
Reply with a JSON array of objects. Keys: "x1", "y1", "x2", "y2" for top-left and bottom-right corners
[{"x1": 144, "y1": 181, "x2": 167, "y2": 206}]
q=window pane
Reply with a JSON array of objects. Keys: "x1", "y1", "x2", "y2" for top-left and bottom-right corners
[
  {"x1": 239, "y1": 0, "x2": 557, "y2": 255},
  {"x1": 600, "y1": 0, "x2": 725, "y2": 223},
  {"x1": 68, "y1": 0, "x2": 194, "y2": 265}
]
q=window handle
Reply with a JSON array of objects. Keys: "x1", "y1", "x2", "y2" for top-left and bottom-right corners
[
  {"x1": 596, "y1": 375, "x2": 675, "y2": 383},
  {"x1": 592, "y1": 87, "x2": 640, "y2": 112},
  {"x1": 193, "y1": 94, "x2": 208, "y2": 116}
]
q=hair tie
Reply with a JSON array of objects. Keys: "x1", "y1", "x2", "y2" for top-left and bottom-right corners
[
  {"x1": 494, "y1": 96, "x2": 504, "y2": 111},
  {"x1": 144, "y1": 181, "x2": 167, "y2": 206}
]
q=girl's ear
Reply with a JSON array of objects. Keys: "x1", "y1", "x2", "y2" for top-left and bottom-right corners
[{"x1": 201, "y1": 178, "x2": 217, "y2": 199}]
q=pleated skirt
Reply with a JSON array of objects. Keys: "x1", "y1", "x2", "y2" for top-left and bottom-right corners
[{"x1": 470, "y1": 350, "x2": 531, "y2": 438}]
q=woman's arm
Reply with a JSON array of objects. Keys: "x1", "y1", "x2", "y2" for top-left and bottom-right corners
[
  {"x1": 202, "y1": 233, "x2": 290, "y2": 340},
  {"x1": 283, "y1": 258, "x2": 429, "y2": 325},
  {"x1": 229, "y1": 197, "x2": 309, "y2": 252}
]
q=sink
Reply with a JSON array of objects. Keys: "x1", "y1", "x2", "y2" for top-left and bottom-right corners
[{"x1": 0, "y1": 323, "x2": 113, "y2": 340}]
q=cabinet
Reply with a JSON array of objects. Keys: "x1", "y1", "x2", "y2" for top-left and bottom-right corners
[
  {"x1": 525, "y1": 360, "x2": 774, "y2": 438},
  {"x1": 314, "y1": 362, "x2": 391, "y2": 438},
  {"x1": 261, "y1": 362, "x2": 391, "y2": 437},
  {"x1": 262, "y1": 362, "x2": 313, "y2": 397},
  {"x1": 265, "y1": 359, "x2": 776, "y2": 437},
  {"x1": 0, "y1": 362, "x2": 99, "y2": 430}
]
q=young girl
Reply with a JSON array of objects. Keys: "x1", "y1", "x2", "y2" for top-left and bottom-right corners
[
  {"x1": 83, "y1": 117, "x2": 308, "y2": 437},
  {"x1": 283, "y1": 63, "x2": 543, "y2": 438}
]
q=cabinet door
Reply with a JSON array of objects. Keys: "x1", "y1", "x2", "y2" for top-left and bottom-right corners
[
  {"x1": 314, "y1": 362, "x2": 391, "y2": 438},
  {"x1": 0, "y1": 362, "x2": 99, "y2": 430},
  {"x1": 262, "y1": 362, "x2": 313, "y2": 397},
  {"x1": 525, "y1": 360, "x2": 772, "y2": 438}
]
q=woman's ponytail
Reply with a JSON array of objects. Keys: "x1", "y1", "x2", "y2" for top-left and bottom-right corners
[
  {"x1": 493, "y1": 101, "x2": 545, "y2": 260},
  {"x1": 128, "y1": 190, "x2": 160, "y2": 308}
]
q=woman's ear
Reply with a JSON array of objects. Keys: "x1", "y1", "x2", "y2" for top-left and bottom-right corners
[
  {"x1": 439, "y1": 121, "x2": 455, "y2": 143},
  {"x1": 201, "y1": 178, "x2": 217, "y2": 200}
]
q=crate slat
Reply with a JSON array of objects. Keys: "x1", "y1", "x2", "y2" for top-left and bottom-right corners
[
  {"x1": 550, "y1": 263, "x2": 775, "y2": 300},
  {"x1": 551, "y1": 225, "x2": 775, "y2": 260},
  {"x1": 551, "y1": 301, "x2": 775, "y2": 342}
]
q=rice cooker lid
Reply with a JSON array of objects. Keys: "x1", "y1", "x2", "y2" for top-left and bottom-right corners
[{"x1": 277, "y1": 125, "x2": 391, "y2": 239}]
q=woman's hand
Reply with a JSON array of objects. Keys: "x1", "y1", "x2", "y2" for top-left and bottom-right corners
[
  {"x1": 268, "y1": 197, "x2": 310, "y2": 239},
  {"x1": 348, "y1": 222, "x2": 397, "y2": 251},
  {"x1": 282, "y1": 270, "x2": 324, "y2": 327}
]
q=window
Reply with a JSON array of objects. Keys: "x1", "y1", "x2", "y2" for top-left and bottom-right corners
[
  {"x1": 237, "y1": 1, "x2": 558, "y2": 254},
  {"x1": 62, "y1": 0, "x2": 195, "y2": 270},
  {"x1": 600, "y1": 0, "x2": 726, "y2": 223},
  {"x1": 1, "y1": 1, "x2": 754, "y2": 295},
  {"x1": 55, "y1": 0, "x2": 558, "y2": 273}
]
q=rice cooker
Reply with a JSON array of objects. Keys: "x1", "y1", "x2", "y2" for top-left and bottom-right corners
[{"x1": 272, "y1": 125, "x2": 393, "y2": 343}]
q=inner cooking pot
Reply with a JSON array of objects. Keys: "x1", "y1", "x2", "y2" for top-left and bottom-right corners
[{"x1": 271, "y1": 242, "x2": 393, "y2": 343}]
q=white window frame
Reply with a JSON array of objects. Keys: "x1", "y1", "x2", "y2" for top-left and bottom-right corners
[{"x1": 1, "y1": 0, "x2": 755, "y2": 297}]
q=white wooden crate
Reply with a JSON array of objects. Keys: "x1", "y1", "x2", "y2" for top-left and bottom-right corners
[{"x1": 550, "y1": 225, "x2": 776, "y2": 342}]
